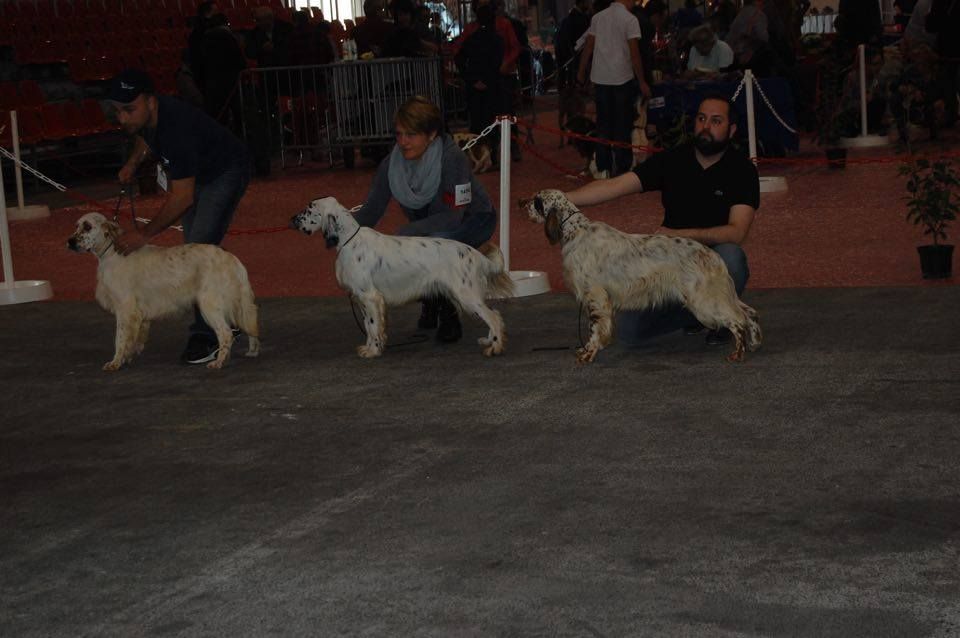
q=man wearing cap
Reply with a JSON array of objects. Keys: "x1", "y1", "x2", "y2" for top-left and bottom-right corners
[{"x1": 109, "y1": 68, "x2": 252, "y2": 365}]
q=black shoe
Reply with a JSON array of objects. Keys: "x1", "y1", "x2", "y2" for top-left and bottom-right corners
[
  {"x1": 705, "y1": 328, "x2": 732, "y2": 346},
  {"x1": 417, "y1": 298, "x2": 438, "y2": 330},
  {"x1": 436, "y1": 299, "x2": 462, "y2": 343},
  {"x1": 180, "y1": 334, "x2": 220, "y2": 364},
  {"x1": 684, "y1": 322, "x2": 705, "y2": 336}
]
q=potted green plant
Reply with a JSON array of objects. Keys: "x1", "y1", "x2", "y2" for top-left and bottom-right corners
[{"x1": 898, "y1": 156, "x2": 958, "y2": 279}]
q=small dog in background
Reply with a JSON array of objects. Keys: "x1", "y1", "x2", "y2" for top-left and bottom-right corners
[
  {"x1": 525, "y1": 190, "x2": 761, "y2": 364},
  {"x1": 291, "y1": 197, "x2": 514, "y2": 358},
  {"x1": 67, "y1": 212, "x2": 260, "y2": 370},
  {"x1": 561, "y1": 114, "x2": 605, "y2": 179},
  {"x1": 451, "y1": 132, "x2": 493, "y2": 173}
]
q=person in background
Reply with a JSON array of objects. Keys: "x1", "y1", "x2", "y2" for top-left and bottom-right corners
[
  {"x1": 188, "y1": 0, "x2": 218, "y2": 92},
  {"x1": 685, "y1": 23, "x2": 734, "y2": 75},
  {"x1": 354, "y1": 0, "x2": 394, "y2": 58},
  {"x1": 353, "y1": 97, "x2": 499, "y2": 343},
  {"x1": 200, "y1": 12, "x2": 247, "y2": 133},
  {"x1": 245, "y1": 7, "x2": 294, "y2": 67},
  {"x1": 455, "y1": 3, "x2": 504, "y2": 147},
  {"x1": 577, "y1": 0, "x2": 652, "y2": 177}
]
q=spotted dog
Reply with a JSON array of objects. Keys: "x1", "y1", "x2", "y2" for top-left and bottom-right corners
[
  {"x1": 452, "y1": 132, "x2": 493, "y2": 174},
  {"x1": 525, "y1": 189, "x2": 761, "y2": 364},
  {"x1": 67, "y1": 212, "x2": 260, "y2": 370},
  {"x1": 291, "y1": 196, "x2": 514, "y2": 357}
]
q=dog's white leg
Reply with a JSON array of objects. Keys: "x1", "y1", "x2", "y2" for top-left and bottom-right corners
[
  {"x1": 355, "y1": 291, "x2": 387, "y2": 358},
  {"x1": 133, "y1": 320, "x2": 150, "y2": 356},
  {"x1": 104, "y1": 307, "x2": 140, "y2": 371},
  {"x1": 577, "y1": 286, "x2": 613, "y2": 364},
  {"x1": 238, "y1": 293, "x2": 260, "y2": 358},
  {"x1": 684, "y1": 286, "x2": 750, "y2": 362},
  {"x1": 462, "y1": 295, "x2": 505, "y2": 356},
  {"x1": 196, "y1": 298, "x2": 234, "y2": 369}
]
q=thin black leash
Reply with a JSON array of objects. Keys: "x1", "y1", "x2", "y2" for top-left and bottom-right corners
[{"x1": 113, "y1": 185, "x2": 139, "y2": 230}]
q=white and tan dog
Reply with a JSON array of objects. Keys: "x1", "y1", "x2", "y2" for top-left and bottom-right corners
[
  {"x1": 452, "y1": 132, "x2": 494, "y2": 173},
  {"x1": 526, "y1": 190, "x2": 761, "y2": 364},
  {"x1": 68, "y1": 212, "x2": 260, "y2": 370},
  {"x1": 291, "y1": 196, "x2": 513, "y2": 357}
]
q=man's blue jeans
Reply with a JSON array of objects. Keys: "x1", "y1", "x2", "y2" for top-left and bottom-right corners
[
  {"x1": 182, "y1": 163, "x2": 250, "y2": 339},
  {"x1": 616, "y1": 243, "x2": 749, "y2": 346},
  {"x1": 594, "y1": 79, "x2": 638, "y2": 176}
]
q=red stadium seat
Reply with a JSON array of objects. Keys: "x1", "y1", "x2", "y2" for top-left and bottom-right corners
[
  {"x1": 0, "y1": 82, "x2": 17, "y2": 109},
  {"x1": 11, "y1": 107, "x2": 45, "y2": 145},
  {"x1": 40, "y1": 102, "x2": 74, "y2": 140},
  {"x1": 80, "y1": 99, "x2": 113, "y2": 133},
  {"x1": 17, "y1": 80, "x2": 46, "y2": 107}
]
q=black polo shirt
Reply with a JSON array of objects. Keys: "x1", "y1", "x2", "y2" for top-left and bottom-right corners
[
  {"x1": 633, "y1": 143, "x2": 760, "y2": 229},
  {"x1": 143, "y1": 95, "x2": 249, "y2": 186}
]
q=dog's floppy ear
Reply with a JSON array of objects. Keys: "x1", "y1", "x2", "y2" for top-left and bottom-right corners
[
  {"x1": 322, "y1": 214, "x2": 339, "y2": 249},
  {"x1": 544, "y1": 210, "x2": 562, "y2": 245},
  {"x1": 534, "y1": 196, "x2": 545, "y2": 216},
  {"x1": 103, "y1": 219, "x2": 121, "y2": 245}
]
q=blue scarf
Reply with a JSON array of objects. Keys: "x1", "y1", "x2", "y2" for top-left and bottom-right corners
[{"x1": 388, "y1": 136, "x2": 443, "y2": 210}]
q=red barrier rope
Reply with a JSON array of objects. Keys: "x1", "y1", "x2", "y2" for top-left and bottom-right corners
[{"x1": 512, "y1": 134, "x2": 586, "y2": 181}]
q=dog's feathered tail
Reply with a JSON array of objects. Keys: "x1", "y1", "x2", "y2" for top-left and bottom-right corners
[
  {"x1": 478, "y1": 243, "x2": 515, "y2": 299},
  {"x1": 233, "y1": 260, "x2": 261, "y2": 357},
  {"x1": 739, "y1": 300, "x2": 762, "y2": 352}
]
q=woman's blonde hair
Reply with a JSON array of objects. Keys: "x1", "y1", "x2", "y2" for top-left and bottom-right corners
[{"x1": 395, "y1": 96, "x2": 442, "y2": 135}]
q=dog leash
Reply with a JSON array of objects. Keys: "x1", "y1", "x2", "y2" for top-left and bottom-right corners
[{"x1": 113, "y1": 184, "x2": 139, "y2": 230}]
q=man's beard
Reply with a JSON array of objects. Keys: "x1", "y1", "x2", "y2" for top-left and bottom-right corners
[{"x1": 694, "y1": 132, "x2": 731, "y2": 156}]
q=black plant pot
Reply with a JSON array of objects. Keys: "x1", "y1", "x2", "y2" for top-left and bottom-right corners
[
  {"x1": 917, "y1": 244, "x2": 954, "y2": 279},
  {"x1": 825, "y1": 147, "x2": 847, "y2": 169}
]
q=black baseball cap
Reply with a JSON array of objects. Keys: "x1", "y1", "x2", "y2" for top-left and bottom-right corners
[{"x1": 107, "y1": 69, "x2": 155, "y2": 104}]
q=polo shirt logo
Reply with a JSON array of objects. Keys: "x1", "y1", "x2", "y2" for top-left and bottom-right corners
[{"x1": 714, "y1": 190, "x2": 724, "y2": 196}]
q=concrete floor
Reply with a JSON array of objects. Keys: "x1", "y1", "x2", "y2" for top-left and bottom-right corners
[{"x1": 1, "y1": 287, "x2": 959, "y2": 637}]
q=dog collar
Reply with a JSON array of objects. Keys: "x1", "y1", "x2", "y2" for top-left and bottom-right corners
[
  {"x1": 339, "y1": 226, "x2": 361, "y2": 249},
  {"x1": 95, "y1": 240, "x2": 114, "y2": 259}
]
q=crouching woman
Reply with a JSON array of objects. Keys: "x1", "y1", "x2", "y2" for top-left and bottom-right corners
[{"x1": 354, "y1": 96, "x2": 498, "y2": 342}]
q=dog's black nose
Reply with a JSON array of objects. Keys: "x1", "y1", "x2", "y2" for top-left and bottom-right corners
[{"x1": 67, "y1": 237, "x2": 77, "y2": 250}]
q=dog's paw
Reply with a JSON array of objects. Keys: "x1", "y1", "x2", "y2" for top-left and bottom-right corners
[
  {"x1": 480, "y1": 336, "x2": 504, "y2": 357},
  {"x1": 102, "y1": 360, "x2": 122, "y2": 371},
  {"x1": 726, "y1": 349, "x2": 745, "y2": 363},
  {"x1": 206, "y1": 359, "x2": 225, "y2": 369},
  {"x1": 357, "y1": 345, "x2": 383, "y2": 358},
  {"x1": 575, "y1": 347, "x2": 598, "y2": 364}
]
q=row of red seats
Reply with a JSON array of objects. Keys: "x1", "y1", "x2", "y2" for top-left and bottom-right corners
[
  {"x1": 10, "y1": 32, "x2": 189, "y2": 66},
  {"x1": 0, "y1": 100, "x2": 117, "y2": 147},
  {"x1": 0, "y1": 0, "x2": 286, "y2": 20}
]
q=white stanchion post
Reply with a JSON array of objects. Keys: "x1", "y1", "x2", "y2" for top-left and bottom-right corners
[
  {"x1": 744, "y1": 71, "x2": 787, "y2": 193},
  {"x1": 6, "y1": 111, "x2": 50, "y2": 221},
  {"x1": 841, "y1": 44, "x2": 888, "y2": 148},
  {"x1": 496, "y1": 116, "x2": 549, "y2": 297},
  {"x1": 745, "y1": 69, "x2": 758, "y2": 162},
  {"x1": 0, "y1": 151, "x2": 53, "y2": 305},
  {"x1": 499, "y1": 116, "x2": 511, "y2": 271}
]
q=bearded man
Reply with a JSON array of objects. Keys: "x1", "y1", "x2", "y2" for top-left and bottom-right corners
[{"x1": 559, "y1": 95, "x2": 759, "y2": 347}]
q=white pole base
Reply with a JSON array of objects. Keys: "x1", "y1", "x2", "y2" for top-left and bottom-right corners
[
  {"x1": 840, "y1": 135, "x2": 889, "y2": 148},
  {"x1": 7, "y1": 204, "x2": 51, "y2": 221},
  {"x1": 0, "y1": 279, "x2": 53, "y2": 305},
  {"x1": 509, "y1": 271, "x2": 550, "y2": 297},
  {"x1": 760, "y1": 176, "x2": 788, "y2": 193}
]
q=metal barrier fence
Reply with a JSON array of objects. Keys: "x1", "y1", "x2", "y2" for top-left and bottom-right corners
[{"x1": 238, "y1": 57, "x2": 446, "y2": 169}]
